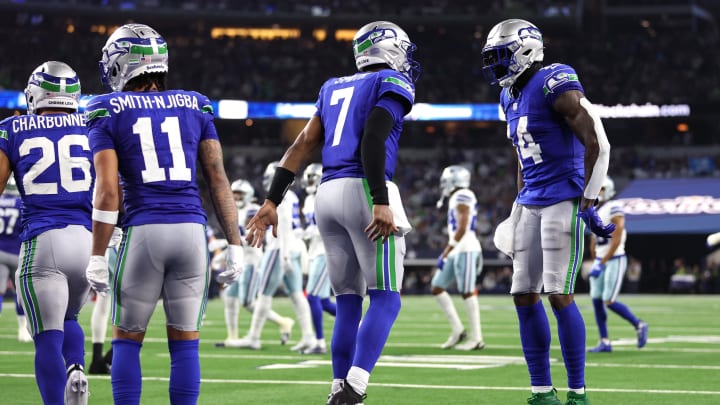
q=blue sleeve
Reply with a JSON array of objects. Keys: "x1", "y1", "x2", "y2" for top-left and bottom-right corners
[
  {"x1": 0, "y1": 118, "x2": 11, "y2": 159},
  {"x1": 541, "y1": 64, "x2": 585, "y2": 107},
  {"x1": 85, "y1": 97, "x2": 116, "y2": 155},
  {"x1": 378, "y1": 71, "x2": 415, "y2": 114},
  {"x1": 313, "y1": 83, "x2": 326, "y2": 117},
  {"x1": 198, "y1": 93, "x2": 219, "y2": 142},
  {"x1": 375, "y1": 95, "x2": 406, "y2": 122}
]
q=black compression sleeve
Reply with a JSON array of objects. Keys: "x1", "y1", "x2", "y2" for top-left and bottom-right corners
[
  {"x1": 265, "y1": 166, "x2": 296, "y2": 206},
  {"x1": 361, "y1": 106, "x2": 395, "y2": 206}
]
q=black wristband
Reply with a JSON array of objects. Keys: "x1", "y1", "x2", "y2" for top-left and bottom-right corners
[
  {"x1": 370, "y1": 185, "x2": 389, "y2": 206},
  {"x1": 265, "y1": 167, "x2": 296, "y2": 206}
]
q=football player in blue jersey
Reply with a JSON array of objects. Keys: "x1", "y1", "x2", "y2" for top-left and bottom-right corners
[
  {"x1": 432, "y1": 165, "x2": 485, "y2": 351},
  {"x1": 482, "y1": 19, "x2": 615, "y2": 405},
  {"x1": 234, "y1": 162, "x2": 316, "y2": 351},
  {"x1": 587, "y1": 176, "x2": 648, "y2": 353},
  {"x1": 85, "y1": 24, "x2": 243, "y2": 404},
  {"x1": 246, "y1": 20, "x2": 418, "y2": 404},
  {"x1": 0, "y1": 177, "x2": 32, "y2": 343},
  {"x1": 300, "y1": 163, "x2": 337, "y2": 355},
  {"x1": 0, "y1": 61, "x2": 93, "y2": 405}
]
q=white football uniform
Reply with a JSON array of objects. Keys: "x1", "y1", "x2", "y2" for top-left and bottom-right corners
[
  {"x1": 594, "y1": 201, "x2": 626, "y2": 258},
  {"x1": 590, "y1": 201, "x2": 628, "y2": 301}
]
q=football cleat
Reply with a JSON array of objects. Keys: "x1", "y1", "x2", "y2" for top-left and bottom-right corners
[
  {"x1": 290, "y1": 339, "x2": 315, "y2": 353},
  {"x1": 225, "y1": 337, "x2": 261, "y2": 350},
  {"x1": 565, "y1": 391, "x2": 590, "y2": 405},
  {"x1": 326, "y1": 380, "x2": 366, "y2": 405},
  {"x1": 588, "y1": 341, "x2": 612, "y2": 353},
  {"x1": 440, "y1": 330, "x2": 467, "y2": 349},
  {"x1": 88, "y1": 359, "x2": 110, "y2": 375},
  {"x1": 65, "y1": 364, "x2": 88, "y2": 405},
  {"x1": 637, "y1": 320, "x2": 649, "y2": 348},
  {"x1": 279, "y1": 316, "x2": 295, "y2": 345},
  {"x1": 455, "y1": 339, "x2": 485, "y2": 351},
  {"x1": 526, "y1": 388, "x2": 562, "y2": 405},
  {"x1": 302, "y1": 345, "x2": 328, "y2": 355}
]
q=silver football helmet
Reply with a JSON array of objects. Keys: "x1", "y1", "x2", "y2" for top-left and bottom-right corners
[
  {"x1": 4, "y1": 175, "x2": 20, "y2": 196},
  {"x1": 353, "y1": 21, "x2": 420, "y2": 82},
  {"x1": 25, "y1": 61, "x2": 81, "y2": 115},
  {"x1": 599, "y1": 176, "x2": 616, "y2": 202},
  {"x1": 231, "y1": 179, "x2": 254, "y2": 209},
  {"x1": 301, "y1": 163, "x2": 323, "y2": 195},
  {"x1": 481, "y1": 19, "x2": 544, "y2": 88},
  {"x1": 440, "y1": 165, "x2": 471, "y2": 198},
  {"x1": 262, "y1": 161, "x2": 280, "y2": 193},
  {"x1": 99, "y1": 23, "x2": 168, "y2": 92}
]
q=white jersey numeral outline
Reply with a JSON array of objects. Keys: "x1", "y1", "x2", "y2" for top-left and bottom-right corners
[
  {"x1": 329, "y1": 87, "x2": 355, "y2": 147},
  {"x1": 516, "y1": 116, "x2": 543, "y2": 165},
  {"x1": 133, "y1": 116, "x2": 192, "y2": 183},
  {"x1": 19, "y1": 135, "x2": 92, "y2": 195},
  {"x1": 0, "y1": 207, "x2": 19, "y2": 235}
]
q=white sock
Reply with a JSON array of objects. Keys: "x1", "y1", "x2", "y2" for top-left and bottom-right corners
[
  {"x1": 290, "y1": 292, "x2": 315, "y2": 342},
  {"x1": 267, "y1": 309, "x2": 284, "y2": 325},
  {"x1": 531, "y1": 386, "x2": 554, "y2": 394},
  {"x1": 248, "y1": 295, "x2": 272, "y2": 340},
  {"x1": 223, "y1": 296, "x2": 240, "y2": 340},
  {"x1": 346, "y1": 366, "x2": 370, "y2": 395},
  {"x1": 91, "y1": 293, "x2": 111, "y2": 343},
  {"x1": 569, "y1": 387, "x2": 585, "y2": 395},
  {"x1": 434, "y1": 291, "x2": 464, "y2": 333},
  {"x1": 464, "y1": 295, "x2": 483, "y2": 342},
  {"x1": 317, "y1": 338, "x2": 326, "y2": 349},
  {"x1": 601, "y1": 337, "x2": 611, "y2": 344},
  {"x1": 331, "y1": 379, "x2": 344, "y2": 394},
  {"x1": 17, "y1": 314, "x2": 27, "y2": 330}
]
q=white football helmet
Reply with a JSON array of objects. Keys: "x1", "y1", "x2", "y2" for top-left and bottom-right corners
[
  {"x1": 440, "y1": 165, "x2": 471, "y2": 198},
  {"x1": 481, "y1": 19, "x2": 544, "y2": 88},
  {"x1": 99, "y1": 23, "x2": 169, "y2": 92},
  {"x1": 263, "y1": 161, "x2": 280, "y2": 193},
  {"x1": 353, "y1": 21, "x2": 420, "y2": 82},
  {"x1": 599, "y1": 176, "x2": 616, "y2": 202},
  {"x1": 301, "y1": 163, "x2": 323, "y2": 195},
  {"x1": 4, "y1": 175, "x2": 20, "y2": 196},
  {"x1": 25, "y1": 61, "x2": 81, "y2": 115},
  {"x1": 231, "y1": 179, "x2": 254, "y2": 209}
]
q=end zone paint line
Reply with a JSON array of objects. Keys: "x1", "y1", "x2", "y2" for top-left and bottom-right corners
[{"x1": 0, "y1": 374, "x2": 718, "y2": 395}]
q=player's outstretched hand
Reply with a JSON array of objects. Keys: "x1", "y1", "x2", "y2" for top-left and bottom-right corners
[
  {"x1": 245, "y1": 201, "x2": 279, "y2": 248},
  {"x1": 578, "y1": 206, "x2": 616, "y2": 238},
  {"x1": 437, "y1": 254, "x2": 445, "y2": 270},
  {"x1": 86, "y1": 255, "x2": 110, "y2": 295},
  {"x1": 589, "y1": 260, "x2": 605, "y2": 278},
  {"x1": 365, "y1": 204, "x2": 399, "y2": 243},
  {"x1": 217, "y1": 245, "x2": 244, "y2": 284}
]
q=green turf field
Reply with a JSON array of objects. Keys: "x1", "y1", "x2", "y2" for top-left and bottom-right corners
[{"x1": 1, "y1": 294, "x2": 719, "y2": 404}]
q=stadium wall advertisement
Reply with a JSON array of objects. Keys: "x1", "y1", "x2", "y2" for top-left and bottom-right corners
[{"x1": 615, "y1": 179, "x2": 720, "y2": 234}]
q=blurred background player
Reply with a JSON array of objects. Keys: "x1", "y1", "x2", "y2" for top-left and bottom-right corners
[
  {"x1": 85, "y1": 23, "x2": 243, "y2": 404},
  {"x1": 431, "y1": 165, "x2": 485, "y2": 351},
  {"x1": 0, "y1": 61, "x2": 93, "y2": 405},
  {"x1": 301, "y1": 163, "x2": 337, "y2": 355},
  {"x1": 235, "y1": 162, "x2": 315, "y2": 351},
  {"x1": 482, "y1": 19, "x2": 614, "y2": 405},
  {"x1": 245, "y1": 20, "x2": 418, "y2": 404},
  {"x1": 88, "y1": 225, "x2": 122, "y2": 374},
  {"x1": 0, "y1": 177, "x2": 32, "y2": 343},
  {"x1": 587, "y1": 176, "x2": 648, "y2": 353},
  {"x1": 217, "y1": 178, "x2": 294, "y2": 347}
]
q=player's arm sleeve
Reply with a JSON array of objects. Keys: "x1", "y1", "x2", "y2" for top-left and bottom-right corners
[
  {"x1": 197, "y1": 93, "x2": 220, "y2": 141},
  {"x1": 361, "y1": 95, "x2": 405, "y2": 206},
  {"x1": 85, "y1": 98, "x2": 116, "y2": 154}
]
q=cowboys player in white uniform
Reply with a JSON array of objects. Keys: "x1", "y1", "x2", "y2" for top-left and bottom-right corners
[
  {"x1": 588, "y1": 176, "x2": 648, "y2": 353},
  {"x1": 235, "y1": 162, "x2": 315, "y2": 350},
  {"x1": 432, "y1": 165, "x2": 485, "y2": 350},
  {"x1": 301, "y1": 163, "x2": 337, "y2": 354},
  {"x1": 218, "y1": 179, "x2": 294, "y2": 347}
]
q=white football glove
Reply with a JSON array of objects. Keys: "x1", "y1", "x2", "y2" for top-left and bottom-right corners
[
  {"x1": 216, "y1": 244, "x2": 243, "y2": 284},
  {"x1": 86, "y1": 255, "x2": 110, "y2": 295}
]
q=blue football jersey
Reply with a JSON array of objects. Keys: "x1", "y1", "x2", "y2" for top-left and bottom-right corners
[
  {"x1": 315, "y1": 69, "x2": 414, "y2": 182},
  {"x1": 500, "y1": 63, "x2": 586, "y2": 206},
  {"x1": 0, "y1": 113, "x2": 93, "y2": 241},
  {"x1": 86, "y1": 90, "x2": 219, "y2": 227},
  {"x1": 0, "y1": 194, "x2": 22, "y2": 254}
]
